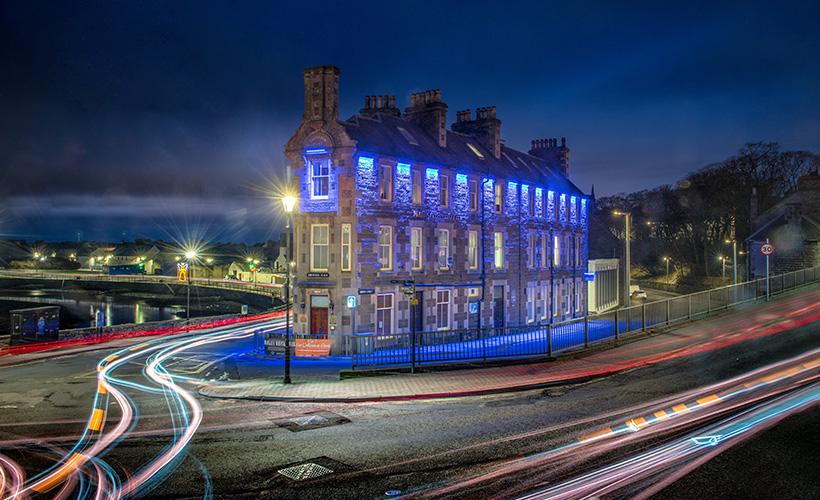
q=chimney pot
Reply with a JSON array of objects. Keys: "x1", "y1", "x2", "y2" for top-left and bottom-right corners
[
  {"x1": 365, "y1": 96, "x2": 371, "y2": 108},
  {"x1": 562, "y1": 137, "x2": 566, "y2": 147},
  {"x1": 390, "y1": 95, "x2": 395, "y2": 108},
  {"x1": 435, "y1": 89, "x2": 441, "y2": 102}
]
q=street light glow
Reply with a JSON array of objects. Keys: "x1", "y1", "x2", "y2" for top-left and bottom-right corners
[{"x1": 282, "y1": 195, "x2": 297, "y2": 213}]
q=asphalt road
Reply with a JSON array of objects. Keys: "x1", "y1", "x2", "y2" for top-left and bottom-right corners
[{"x1": 1, "y1": 299, "x2": 820, "y2": 499}]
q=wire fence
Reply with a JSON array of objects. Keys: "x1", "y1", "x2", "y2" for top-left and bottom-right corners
[{"x1": 344, "y1": 266, "x2": 820, "y2": 369}]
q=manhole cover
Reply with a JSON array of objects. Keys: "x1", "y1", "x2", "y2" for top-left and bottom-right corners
[
  {"x1": 275, "y1": 411, "x2": 350, "y2": 432},
  {"x1": 292, "y1": 415, "x2": 329, "y2": 426},
  {"x1": 278, "y1": 462, "x2": 334, "y2": 481}
]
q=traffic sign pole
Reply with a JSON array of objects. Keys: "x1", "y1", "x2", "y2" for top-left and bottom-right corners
[{"x1": 762, "y1": 239, "x2": 774, "y2": 301}]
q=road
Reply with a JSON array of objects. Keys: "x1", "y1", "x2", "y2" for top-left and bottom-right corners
[{"x1": 1, "y1": 291, "x2": 820, "y2": 499}]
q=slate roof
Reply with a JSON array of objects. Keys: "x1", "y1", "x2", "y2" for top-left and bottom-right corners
[
  {"x1": 342, "y1": 113, "x2": 585, "y2": 197},
  {"x1": 746, "y1": 213, "x2": 820, "y2": 242}
]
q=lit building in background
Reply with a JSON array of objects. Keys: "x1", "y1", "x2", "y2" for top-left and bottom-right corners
[{"x1": 284, "y1": 65, "x2": 589, "y2": 350}]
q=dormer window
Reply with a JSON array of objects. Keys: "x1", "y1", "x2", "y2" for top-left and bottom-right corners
[{"x1": 467, "y1": 143, "x2": 485, "y2": 159}]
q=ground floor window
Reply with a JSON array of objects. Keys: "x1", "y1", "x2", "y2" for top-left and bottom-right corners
[
  {"x1": 377, "y1": 293, "x2": 393, "y2": 334},
  {"x1": 436, "y1": 289, "x2": 450, "y2": 330},
  {"x1": 527, "y1": 285, "x2": 535, "y2": 323}
]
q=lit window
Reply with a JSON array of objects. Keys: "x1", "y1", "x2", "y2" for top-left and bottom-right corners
[
  {"x1": 528, "y1": 232, "x2": 535, "y2": 268},
  {"x1": 379, "y1": 226, "x2": 393, "y2": 271},
  {"x1": 494, "y1": 183, "x2": 503, "y2": 213},
  {"x1": 540, "y1": 284, "x2": 548, "y2": 320},
  {"x1": 377, "y1": 293, "x2": 393, "y2": 334},
  {"x1": 553, "y1": 235, "x2": 560, "y2": 267},
  {"x1": 411, "y1": 227, "x2": 423, "y2": 271},
  {"x1": 467, "y1": 143, "x2": 485, "y2": 159},
  {"x1": 311, "y1": 224, "x2": 329, "y2": 271},
  {"x1": 439, "y1": 174, "x2": 449, "y2": 207},
  {"x1": 309, "y1": 158, "x2": 330, "y2": 199},
  {"x1": 380, "y1": 164, "x2": 393, "y2": 201},
  {"x1": 553, "y1": 283, "x2": 559, "y2": 317},
  {"x1": 341, "y1": 224, "x2": 351, "y2": 272},
  {"x1": 494, "y1": 232, "x2": 504, "y2": 269},
  {"x1": 541, "y1": 234, "x2": 548, "y2": 268},
  {"x1": 469, "y1": 179, "x2": 478, "y2": 211},
  {"x1": 412, "y1": 170, "x2": 422, "y2": 204},
  {"x1": 436, "y1": 289, "x2": 451, "y2": 330},
  {"x1": 527, "y1": 285, "x2": 535, "y2": 323},
  {"x1": 438, "y1": 229, "x2": 450, "y2": 269},
  {"x1": 468, "y1": 230, "x2": 478, "y2": 270},
  {"x1": 575, "y1": 286, "x2": 582, "y2": 312}
]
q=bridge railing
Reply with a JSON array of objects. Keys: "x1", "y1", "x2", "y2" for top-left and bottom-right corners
[{"x1": 0, "y1": 270, "x2": 282, "y2": 297}]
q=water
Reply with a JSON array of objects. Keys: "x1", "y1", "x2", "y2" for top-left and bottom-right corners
[{"x1": 0, "y1": 290, "x2": 185, "y2": 328}]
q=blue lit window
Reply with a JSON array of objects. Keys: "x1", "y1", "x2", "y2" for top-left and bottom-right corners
[
  {"x1": 412, "y1": 170, "x2": 422, "y2": 204},
  {"x1": 469, "y1": 179, "x2": 478, "y2": 211},
  {"x1": 439, "y1": 174, "x2": 449, "y2": 207},
  {"x1": 309, "y1": 158, "x2": 330, "y2": 199}
]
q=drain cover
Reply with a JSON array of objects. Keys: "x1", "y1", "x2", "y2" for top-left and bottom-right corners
[{"x1": 278, "y1": 462, "x2": 333, "y2": 481}]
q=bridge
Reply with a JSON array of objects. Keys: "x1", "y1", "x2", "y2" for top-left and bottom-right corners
[{"x1": 0, "y1": 270, "x2": 283, "y2": 299}]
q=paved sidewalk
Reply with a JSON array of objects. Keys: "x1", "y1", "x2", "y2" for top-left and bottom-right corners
[{"x1": 199, "y1": 287, "x2": 820, "y2": 402}]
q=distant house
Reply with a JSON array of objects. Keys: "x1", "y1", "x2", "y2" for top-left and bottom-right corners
[{"x1": 746, "y1": 168, "x2": 820, "y2": 277}]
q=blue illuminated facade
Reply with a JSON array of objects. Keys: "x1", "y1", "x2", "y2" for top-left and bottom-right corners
[{"x1": 284, "y1": 65, "x2": 590, "y2": 352}]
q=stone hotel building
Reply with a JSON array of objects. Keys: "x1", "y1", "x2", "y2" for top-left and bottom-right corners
[{"x1": 284, "y1": 66, "x2": 589, "y2": 350}]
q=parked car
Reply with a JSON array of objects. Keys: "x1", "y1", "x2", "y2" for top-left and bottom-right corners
[{"x1": 631, "y1": 289, "x2": 647, "y2": 301}]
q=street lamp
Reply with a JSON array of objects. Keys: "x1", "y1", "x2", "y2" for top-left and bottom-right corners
[
  {"x1": 614, "y1": 211, "x2": 631, "y2": 308},
  {"x1": 185, "y1": 250, "x2": 196, "y2": 322},
  {"x1": 282, "y1": 194, "x2": 297, "y2": 385},
  {"x1": 663, "y1": 256, "x2": 670, "y2": 283},
  {"x1": 719, "y1": 256, "x2": 726, "y2": 282}
]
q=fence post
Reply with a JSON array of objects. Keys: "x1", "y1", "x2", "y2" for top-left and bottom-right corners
[
  {"x1": 641, "y1": 303, "x2": 646, "y2": 331},
  {"x1": 547, "y1": 324, "x2": 552, "y2": 356},
  {"x1": 666, "y1": 298, "x2": 670, "y2": 326},
  {"x1": 707, "y1": 290, "x2": 711, "y2": 314},
  {"x1": 584, "y1": 315, "x2": 589, "y2": 348},
  {"x1": 688, "y1": 294, "x2": 692, "y2": 319},
  {"x1": 615, "y1": 309, "x2": 620, "y2": 340},
  {"x1": 481, "y1": 327, "x2": 486, "y2": 361}
]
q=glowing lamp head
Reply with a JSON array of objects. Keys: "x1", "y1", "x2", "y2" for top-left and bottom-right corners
[
  {"x1": 185, "y1": 251, "x2": 196, "y2": 259},
  {"x1": 282, "y1": 195, "x2": 297, "y2": 213}
]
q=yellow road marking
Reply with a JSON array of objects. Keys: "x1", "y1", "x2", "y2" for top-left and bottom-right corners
[
  {"x1": 32, "y1": 452, "x2": 86, "y2": 492},
  {"x1": 696, "y1": 394, "x2": 721, "y2": 407},
  {"x1": 88, "y1": 408, "x2": 106, "y2": 431}
]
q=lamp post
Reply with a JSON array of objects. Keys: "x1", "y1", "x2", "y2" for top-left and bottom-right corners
[
  {"x1": 663, "y1": 257, "x2": 670, "y2": 282},
  {"x1": 719, "y1": 256, "x2": 726, "y2": 282},
  {"x1": 614, "y1": 211, "x2": 631, "y2": 308},
  {"x1": 185, "y1": 251, "x2": 196, "y2": 322},
  {"x1": 726, "y1": 239, "x2": 737, "y2": 285},
  {"x1": 282, "y1": 195, "x2": 296, "y2": 385}
]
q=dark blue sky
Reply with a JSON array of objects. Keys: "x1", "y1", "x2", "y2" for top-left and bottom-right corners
[{"x1": 1, "y1": 1, "x2": 818, "y2": 243}]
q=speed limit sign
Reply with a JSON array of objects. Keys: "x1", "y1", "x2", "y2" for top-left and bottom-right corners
[{"x1": 761, "y1": 243, "x2": 774, "y2": 255}]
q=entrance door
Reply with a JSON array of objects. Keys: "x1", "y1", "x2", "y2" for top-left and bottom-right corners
[
  {"x1": 309, "y1": 295, "x2": 329, "y2": 338},
  {"x1": 310, "y1": 307, "x2": 329, "y2": 338},
  {"x1": 493, "y1": 285, "x2": 505, "y2": 330}
]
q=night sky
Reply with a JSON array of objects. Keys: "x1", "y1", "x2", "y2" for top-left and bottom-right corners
[{"x1": 1, "y1": 1, "x2": 818, "y2": 244}]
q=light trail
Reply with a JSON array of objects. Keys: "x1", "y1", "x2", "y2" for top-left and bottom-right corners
[
  {"x1": 398, "y1": 347, "x2": 820, "y2": 500},
  {"x1": 4, "y1": 316, "x2": 281, "y2": 499}
]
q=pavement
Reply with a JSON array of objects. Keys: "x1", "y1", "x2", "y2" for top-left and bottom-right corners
[{"x1": 198, "y1": 286, "x2": 820, "y2": 402}]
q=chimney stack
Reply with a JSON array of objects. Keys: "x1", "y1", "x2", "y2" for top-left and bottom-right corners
[
  {"x1": 302, "y1": 65, "x2": 341, "y2": 125},
  {"x1": 404, "y1": 89, "x2": 448, "y2": 147},
  {"x1": 451, "y1": 106, "x2": 502, "y2": 158},
  {"x1": 360, "y1": 94, "x2": 401, "y2": 118},
  {"x1": 529, "y1": 137, "x2": 570, "y2": 178}
]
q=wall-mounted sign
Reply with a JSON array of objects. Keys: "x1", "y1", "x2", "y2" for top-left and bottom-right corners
[
  {"x1": 584, "y1": 272, "x2": 595, "y2": 282},
  {"x1": 307, "y1": 272, "x2": 330, "y2": 278},
  {"x1": 347, "y1": 296, "x2": 356, "y2": 308},
  {"x1": 358, "y1": 288, "x2": 375, "y2": 295}
]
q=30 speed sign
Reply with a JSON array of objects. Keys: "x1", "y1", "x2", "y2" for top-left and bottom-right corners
[{"x1": 761, "y1": 243, "x2": 774, "y2": 255}]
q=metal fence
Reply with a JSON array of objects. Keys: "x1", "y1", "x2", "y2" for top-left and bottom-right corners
[{"x1": 347, "y1": 266, "x2": 820, "y2": 369}]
